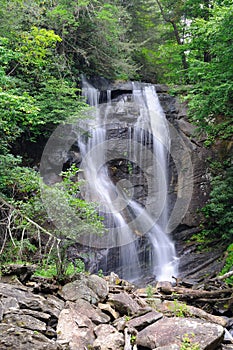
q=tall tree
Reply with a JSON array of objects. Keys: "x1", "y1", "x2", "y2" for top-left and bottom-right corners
[{"x1": 155, "y1": 0, "x2": 189, "y2": 72}]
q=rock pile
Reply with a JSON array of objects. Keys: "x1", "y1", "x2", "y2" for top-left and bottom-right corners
[{"x1": 0, "y1": 272, "x2": 232, "y2": 350}]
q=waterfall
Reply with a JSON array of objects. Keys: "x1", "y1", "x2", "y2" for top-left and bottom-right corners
[{"x1": 79, "y1": 77, "x2": 178, "y2": 282}]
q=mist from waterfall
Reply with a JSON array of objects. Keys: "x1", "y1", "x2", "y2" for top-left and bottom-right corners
[{"x1": 80, "y1": 77, "x2": 178, "y2": 282}]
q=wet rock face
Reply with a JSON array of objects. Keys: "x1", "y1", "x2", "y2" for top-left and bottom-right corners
[
  {"x1": 40, "y1": 83, "x2": 212, "y2": 232},
  {"x1": 158, "y1": 92, "x2": 212, "y2": 229},
  {"x1": 39, "y1": 81, "x2": 216, "y2": 280}
]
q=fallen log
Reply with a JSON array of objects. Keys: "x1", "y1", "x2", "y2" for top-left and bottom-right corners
[{"x1": 157, "y1": 284, "x2": 233, "y2": 300}]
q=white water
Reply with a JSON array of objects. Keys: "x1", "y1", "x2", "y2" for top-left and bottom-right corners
[{"x1": 80, "y1": 78, "x2": 178, "y2": 282}]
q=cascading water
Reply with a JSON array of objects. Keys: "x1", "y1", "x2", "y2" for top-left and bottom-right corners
[{"x1": 80, "y1": 77, "x2": 178, "y2": 282}]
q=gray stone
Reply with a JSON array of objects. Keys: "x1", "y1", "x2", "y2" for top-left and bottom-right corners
[
  {"x1": 57, "y1": 306, "x2": 95, "y2": 350},
  {"x1": 86, "y1": 274, "x2": 109, "y2": 300},
  {"x1": 126, "y1": 310, "x2": 163, "y2": 330},
  {"x1": 60, "y1": 274, "x2": 108, "y2": 304},
  {"x1": 108, "y1": 292, "x2": 140, "y2": 315},
  {"x1": 176, "y1": 118, "x2": 197, "y2": 138},
  {"x1": 0, "y1": 302, "x2": 3, "y2": 321},
  {"x1": 0, "y1": 282, "x2": 45, "y2": 310},
  {"x1": 112, "y1": 316, "x2": 127, "y2": 331},
  {"x1": 0, "y1": 324, "x2": 61, "y2": 350},
  {"x1": 4, "y1": 307, "x2": 51, "y2": 322},
  {"x1": 136, "y1": 317, "x2": 224, "y2": 349},
  {"x1": 98, "y1": 302, "x2": 120, "y2": 319},
  {"x1": 72, "y1": 299, "x2": 111, "y2": 324},
  {"x1": 42, "y1": 294, "x2": 65, "y2": 318},
  {"x1": 3, "y1": 313, "x2": 47, "y2": 331},
  {"x1": 93, "y1": 324, "x2": 124, "y2": 350},
  {"x1": 60, "y1": 279, "x2": 99, "y2": 304},
  {"x1": 154, "y1": 84, "x2": 169, "y2": 93},
  {"x1": 154, "y1": 345, "x2": 180, "y2": 350},
  {"x1": 1, "y1": 296, "x2": 19, "y2": 314}
]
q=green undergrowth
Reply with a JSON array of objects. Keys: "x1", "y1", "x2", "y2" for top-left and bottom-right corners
[
  {"x1": 180, "y1": 333, "x2": 200, "y2": 350},
  {"x1": 169, "y1": 300, "x2": 191, "y2": 318},
  {"x1": 33, "y1": 258, "x2": 85, "y2": 278},
  {"x1": 219, "y1": 243, "x2": 233, "y2": 285}
]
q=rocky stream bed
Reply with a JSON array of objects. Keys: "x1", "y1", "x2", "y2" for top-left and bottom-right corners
[{"x1": 0, "y1": 265, "x2": 233, "y2": 350}]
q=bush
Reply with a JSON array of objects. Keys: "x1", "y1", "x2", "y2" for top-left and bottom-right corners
[{"x1": 201, "y1": 161, "x2": 233, "y2": 242}]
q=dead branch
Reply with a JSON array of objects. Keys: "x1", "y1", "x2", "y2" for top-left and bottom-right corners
[
  {"x1": 211, "y1": 270, "x2": 233, "y2": 281},
  {"x1": 0, "y1": 195, "x2": 59, "y2": 261}
]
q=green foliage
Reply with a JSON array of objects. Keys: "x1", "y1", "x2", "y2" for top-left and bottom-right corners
[
  {"x1": 45, "y1": 164, "x2": 104, "y2": 234},
  {"x1": 220, "y1": 243, "x2": 233, "y2": 285},
  {"x1": 17, "y1": 26, "x2": 62, "y2": 67},
  {"x1": 146, "y1": 284, "x2": 154, "y2": 298},
  {"x1": 0, "y1": 34, "x2": 86, "y2": 153},
  {"x1": 169, "y1": 299, "x2": 190, "y2": 318},
  {"x1": 180, "y1": 333, "x2": 200, "y2": 350},
  {"x1": 0, "y1": 37, "x2": 40, "y2": 151},
  {"x1": 0, "y1": 157, "x2": 103, "y2": 280},
  {"x1": 0, "y1": 239, "x2": 37, "y2": 264},
  {"x1": 0, "y1": 157, "x2": 104, "y2": 234},
  {"x1": 97, "y1": 269, "x2": 104, "y2": 277},
  {"x1": 130, "y1": 334, "x2": 137, "y2": 345},
  {"x1": 201, "y1": 162, "x2": 233, "y2": 242},
  {"x1": 34, "y1": 258, "x2": 85, "y2": 278},
  {"x1": 186, "y1": 3, "x2": 233, "y2": 143}
]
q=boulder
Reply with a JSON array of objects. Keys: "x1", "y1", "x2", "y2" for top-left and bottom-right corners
[
  {"x1": 98, "y1": 302, "x2": 120, "y2": 320},
  {"x1": 0, "y1": 282, "x2": 45, "y2": 310},
  {"x1": 0, "y1": 324, "x2": 61, "y2": 350},
  {"x1": 42, "y1": 294, "x2": 65, "y2": 318},
  {"x1": 0, "y1": 263, "x2": 37, "y2": 283},
  {"x1": 0, "y1": 296, "x2": 19, "y2": 320},
  {"x1": 108, "y1": 292, "x2": 141, "y2": 315},
  {"x1": 126, "y1": 310, "x2": 163, "y2": 330},
  {"x1": 155, "y1": 300, "x2": 227, "y2": 327},
  {"x1": 72, "y1": 299, "x2": 111, "y2": 324},
  {"x1": 93, "y1": 324, "x2": 124, "y2": 350},
  {"x1": 57, "y1": 306, "x2": 95, "y2": 350},
  {"x1": 60, "y1": 274, "x2": 108, "y2": 304},
  {"x1": 136, "y1": 317, "x2": 224, "y2": 349},
  {"x1": 3, "y1": 312, "x2": 47, "y2": 331}
]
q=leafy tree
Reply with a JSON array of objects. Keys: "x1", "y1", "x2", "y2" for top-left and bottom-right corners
[
  {"x1": 45, "y1": 0, "x2": 136, "y2": 79},
  {"x1": 201, "y1": 161, "x2": 233, "y2": 242},
  {"x1": 155, "y1": 0, "x2": 189, "y2": 72},
  {"x1": 186, "y1": 3, "x2": 233, "y2": 144},
  {"x1": 126, "y1": 0, "x2": 171, "y2": 82},
  {"x1": 0, "y1": 37, "x2": 40, "y2": 154}
]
